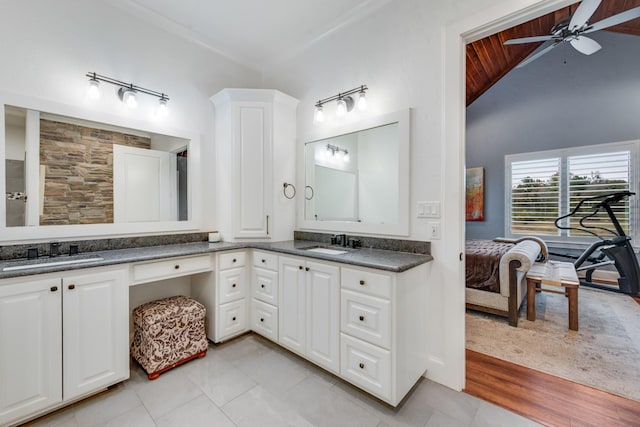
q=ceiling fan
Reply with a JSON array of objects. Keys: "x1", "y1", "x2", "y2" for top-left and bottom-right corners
[{"x1": 504, "y1": 0, "x2": 640, "y2": 68}]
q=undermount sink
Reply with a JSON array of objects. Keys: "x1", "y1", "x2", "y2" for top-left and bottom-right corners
[
  {"x1": 2, "y1": 256, "x2": 104, "y2": 272},
  {"x1": 304, "y1": 247, "x2": 349, "y2": 255}
]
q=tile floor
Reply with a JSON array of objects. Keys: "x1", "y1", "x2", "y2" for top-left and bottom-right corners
[{"x1": 26, "y1": 334, "x2": 540, "y2": 427}]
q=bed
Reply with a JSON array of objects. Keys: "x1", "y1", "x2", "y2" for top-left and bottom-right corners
[{"x1": 465, "y1": 237, "x2": 548, "y2": 326}]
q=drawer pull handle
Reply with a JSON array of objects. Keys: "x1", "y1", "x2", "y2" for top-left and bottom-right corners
[
  {"x1": 174, "y1": 265, "x2": 180, "y2": 270},
  {"x1": 262, "y1": 259, "x2": 266, "y2": 263},
  {"x1": 359, "y1": 362, "x2": 365, "y2": 369},
  {"x1": 232, "y1": 316, "x2": 237, "y2": 321},
  {"x1": 261, "y1": 284, "x2": 265, "y2": 288},
  {"x1": 68, "y1": 284, "x2": 76, "y2": 290},
  {"x1": 260, "y1": 318, "x2": 264, "y2": 322},
  {"x1": 50, "y1": 286, "x2": 58, "y2": 292},
  {"x1": 359, "y1": 315, "x2": 365, "y2": 322},
  {"x1": 232, "y1": 283, "x2": 237, "y2": 288},
  {"x1": 359, "y1": 280, "x2": 365, "y2": 285},
  {"x1": 305, "y1": 267, "x2": 310, "y2": 272},
  {"x1": 233, "y1": 258, "x2": 237, "y2": 263}
]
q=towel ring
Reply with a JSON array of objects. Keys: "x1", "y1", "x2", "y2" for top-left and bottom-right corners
[
  {"x1": 305, "y1": 185, "x2": 314, "y2": 200},
  {"x1": 283, "y1": 182, "x2": 296, "y2": 199}
]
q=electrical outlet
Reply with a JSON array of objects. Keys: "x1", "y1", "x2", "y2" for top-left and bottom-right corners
[{"x1": 428, "y1": 222, "x2": 441, "y2": 239}]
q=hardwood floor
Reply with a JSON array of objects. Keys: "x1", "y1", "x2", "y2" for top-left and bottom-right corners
[{"x1": 465, "y1": 349, "x2": 640, "y2": 426}]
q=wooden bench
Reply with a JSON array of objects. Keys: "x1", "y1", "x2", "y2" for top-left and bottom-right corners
[{"x1": 526, "y1": 261, "x2": 580, "y2": 331}]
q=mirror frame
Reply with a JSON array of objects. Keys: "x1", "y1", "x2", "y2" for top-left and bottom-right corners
[
  {"x1": 298, "y1": 108, "x2": 410, "y2": 236},
  {"x1": 0, "y1": 91, "x2": 202, "y2": 244}
]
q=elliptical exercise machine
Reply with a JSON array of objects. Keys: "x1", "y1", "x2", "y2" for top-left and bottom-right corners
[{"x1": 553, "y1": 191, "x2": 640, "y2": 296}]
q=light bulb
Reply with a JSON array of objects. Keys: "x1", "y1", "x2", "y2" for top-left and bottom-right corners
[
  {"x1": 314, "y1": 105, "x2": 324, "y2": 123},
  {"x1": 122, "y1": 90, "x2": 137, "y2": 109},
  {"x1": 336, "y1": 98, "x2": 347, "y2": 117},
  {"x1": 343, "y1": 151, "x2": 350, "y2": 162},
  {"x1": 87, "y1": 78, "x2": 100, "y2": 100},
  {"x1": 157, "y1": 98, "x2": 169, "y2": 117},
  {"x1": 357, "y1": 91, "x2": 367, "y2": 111}
]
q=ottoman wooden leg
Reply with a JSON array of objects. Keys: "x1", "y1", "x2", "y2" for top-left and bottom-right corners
[{"x1": 567, "y1": 286, "x2": 579, "y2": 331}]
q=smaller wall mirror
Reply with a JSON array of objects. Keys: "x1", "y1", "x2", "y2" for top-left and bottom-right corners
[{"x1": 300, "y1": 109, "x2": 410, "y2": 236}]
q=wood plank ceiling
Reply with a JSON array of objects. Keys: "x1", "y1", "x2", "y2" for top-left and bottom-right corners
[{"x1": 466, "y1": 0, "x2": 640, "y2": 106}]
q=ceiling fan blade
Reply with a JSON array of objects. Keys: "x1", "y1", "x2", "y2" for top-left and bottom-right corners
[
  {"x1": 570, "y1": 35, "x2": 601, "y2": 55},
  {"x1": 504, "y1": 35, "x2": 555, "y2": 45},
  {"x1": 584, "y1": 6, "x2": 640, "y2": 33},
  {"x1": 515, "y1": 42, "x2": 561, "y2": 68},
  {"x1": 569, "y1": 0, "x2": 602, "y2": 31}
]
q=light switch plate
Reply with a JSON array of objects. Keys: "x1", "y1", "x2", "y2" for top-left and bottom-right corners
[{"x1": 417, "y1": 201, "x2": 440, "y2": 218}]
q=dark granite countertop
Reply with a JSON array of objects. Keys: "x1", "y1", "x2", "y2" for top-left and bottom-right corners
[{"x1": 0, "y1": 240, "x2": 433, "y2": 280}]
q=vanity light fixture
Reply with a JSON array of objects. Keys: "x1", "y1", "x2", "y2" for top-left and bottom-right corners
[
  {"x1": 326, "y1": 143, "x2": 349, "y2": 162},
  {"x1": 85, "y1": 72, "x2": 169, "y2": 114},
  {"x1": 314, "y1": 84, "x2": 368, "y2": 122}
]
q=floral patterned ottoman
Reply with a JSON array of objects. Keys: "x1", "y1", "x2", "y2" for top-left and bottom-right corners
[{"x1": 131, "y1": 295, "x2": 208, "y2": 380}]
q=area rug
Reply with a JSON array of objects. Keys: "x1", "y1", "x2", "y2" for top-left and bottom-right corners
[{"x1": 466, "y1": 287, "x2": 640, "y2": 401}]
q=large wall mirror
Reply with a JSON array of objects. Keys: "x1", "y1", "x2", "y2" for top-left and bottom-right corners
[
  {"x1": 299, "y1": 109, "x2": 410, "y2": 236},
  {"x1": 1, "y1": 93, "x2": 201, "y2": 243}
]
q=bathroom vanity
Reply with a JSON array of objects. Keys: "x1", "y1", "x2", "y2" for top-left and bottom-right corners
[{"x1": 0, "y1": 241, "x2": 431, "y2": 425}]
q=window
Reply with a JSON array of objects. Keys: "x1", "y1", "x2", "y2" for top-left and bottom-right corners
[{"x1": 506, "y1": 142, "x2": 636, "y2": 243}]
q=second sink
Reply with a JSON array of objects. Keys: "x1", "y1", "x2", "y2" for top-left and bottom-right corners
[{"x1": 304, "y1": 247, "x2": 349, "y2": 255}]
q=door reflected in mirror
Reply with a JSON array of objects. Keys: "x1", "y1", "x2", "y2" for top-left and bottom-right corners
[
  {"x1": 4, "y1": 105, "x2": 189, "y2": 227},
  {"x1": 304, "y1": 122, "x2": 399, "y2": 224}
]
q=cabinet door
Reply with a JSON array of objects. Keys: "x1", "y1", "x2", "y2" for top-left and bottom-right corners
[
  {"x1": 0, "y1": 278, "x2": 62, "y2": 425},
  {"x1": 62, "y1": 269, "x2": 128, "y2": 401},
  {"x1": 306, "y1": 261, "x2": 340, "y2": 373},
  {"x1": 233, "y1": 102, "x2": 273, "y2": 238},
  {"x1": 278, "y1": 257, "x2": 306, "y2": 354}
]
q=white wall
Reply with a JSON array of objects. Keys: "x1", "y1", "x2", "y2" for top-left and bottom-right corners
[{"x1": 0, "y1": 0, "x2": 261, "y2": 233}]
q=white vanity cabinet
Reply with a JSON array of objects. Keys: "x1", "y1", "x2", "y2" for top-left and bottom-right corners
[
  {"x1": 339, "y1": 264, "x2": 428, "y2": 406},
  {"x1": 211, "y1": 89, "x2": 298, "y2": 241},
  {"x1": 0, "y1": 267, "x2": 129, "y2": 426},
  {"x1": 278, "y1": 256, "x2": 340, "y2": 373},
  {"x1": 212, "y1": 251, "x2": 249, "y2": 342},
  {"x1": 251, "y1": 250, "x2": 279, "y2": 342}
]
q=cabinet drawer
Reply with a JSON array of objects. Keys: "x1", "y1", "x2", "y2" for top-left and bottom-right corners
[
  {"x1": 217, "y1": 300, "x2": 247, "y2": 341},
  {"x1": 253, "y1": 250, "x2": 278, "y2": 271},
  {"x1": 132, "y1": 255, "x2": 212, "y2": 285},
  {"x1": 251, "y1": 300, "x2": 278, "y2": 342},
  {"x1": 341, "y1": 267, "x2": 392, "y2": 299},
  {"x1": 341, "y1": 290, "x2": 391, "y2": 349},
  {"x1": 253, "y1": 268, "x2": 278, "y2": 306},
  {"x1": 218, "y1": 268, "x2": 247, "y2": 305},
  {"x1": 340, "y1": 333, "x2": 391, "y2": 401},
  {"x1": 219, "y1": 251, "x2": 246, "y2": 270}
]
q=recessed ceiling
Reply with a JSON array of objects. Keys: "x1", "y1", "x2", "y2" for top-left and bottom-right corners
[{"x1": 106, "y1": 0, "x2": 392, "y2": 71}]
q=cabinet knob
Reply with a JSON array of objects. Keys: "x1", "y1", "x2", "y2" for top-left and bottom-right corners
[
  {"x1": 232, "y1": 316, "x2": 237, "y2": 321},
  {"x1": 305, "y1": 267, "x2": 310, "y2": 272},
  {"x1": 299, "y1": 265, "x2": 303, "y2": 270},
  {"x1": 233, "y1": 258, "x2": 237, "y2": 263},
  {"x1": 359, "y1": 362, "x2": 365, "y2": 369},
  {"x1": 261, "y1": 259, "x2": 266, "y2": 263},
  {"x1": 359, "y1": 315, "x2": 365, "y2": 322},
  {"x1": 359, "y1": 280, "x2": 365, "y2": 285},
  {"x1": 174, "y1": 265, "x2": 180, "y2": 270},
  {"x1": 260, "y1": 318, "x2": 264, "y2": 322},
  {"x1": 261, "y1": 284, "x2": 265, "y2": 288},
  {"x1": 68, "y1": 284, "x2": 76, "y2": 290},
  {"x1": 232, "y1": 283, "x2": 237, "y2": 288},
  {"x1": 50, "y1": 285, "x2": 58, "y2": 292}
]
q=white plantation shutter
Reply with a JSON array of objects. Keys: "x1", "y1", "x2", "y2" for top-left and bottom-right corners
[
  {"x1": 567, "y1": 151, "x2": 630, "y2": 236},
  {"x1": 510, "y1": 158, "x2": 560, "y2": 236}
]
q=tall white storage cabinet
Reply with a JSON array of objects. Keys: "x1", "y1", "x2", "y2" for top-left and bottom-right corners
[{"x1": 211, "y1": 89, "x2": 299, "y2": 242}]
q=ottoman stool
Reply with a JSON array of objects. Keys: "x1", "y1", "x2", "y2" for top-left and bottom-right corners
[{"x1": 131, "y1": 295, "x2": 208, "y2": 380}]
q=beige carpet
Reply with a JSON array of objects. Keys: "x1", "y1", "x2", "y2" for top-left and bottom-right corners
[{"x1": 466, "y1": 287, "x2": 640, "y2": 401}]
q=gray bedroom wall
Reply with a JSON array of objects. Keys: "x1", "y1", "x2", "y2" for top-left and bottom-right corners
[{"x1": 465, "y1": 31, "x2": 640, "y2": 240}]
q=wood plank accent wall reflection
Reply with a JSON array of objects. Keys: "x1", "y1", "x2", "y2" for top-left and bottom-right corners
[{"x1": 39, "y1": 120, "x2": 150, "y2": 225}]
